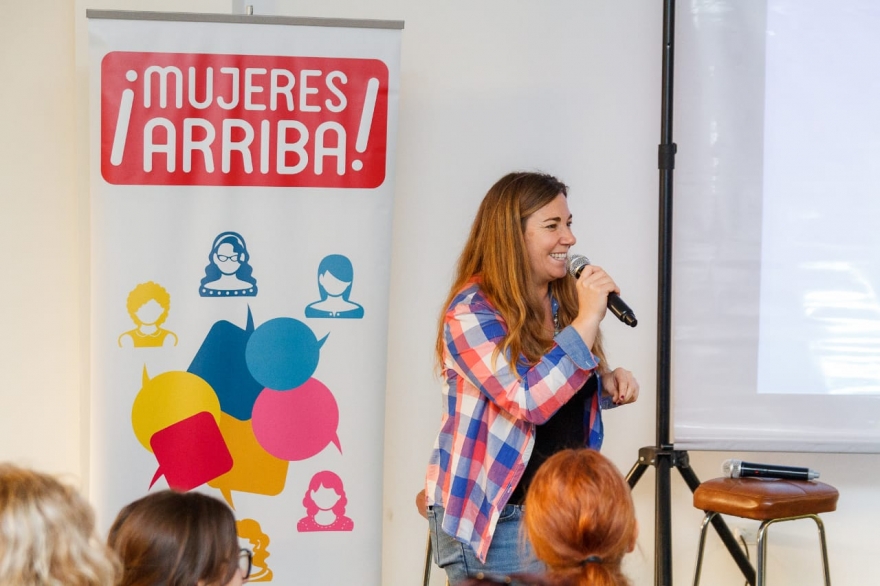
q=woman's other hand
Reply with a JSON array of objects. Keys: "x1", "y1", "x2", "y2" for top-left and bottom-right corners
[{"x1": 602, "y1": 367, "x2": 639, "y2": 405}]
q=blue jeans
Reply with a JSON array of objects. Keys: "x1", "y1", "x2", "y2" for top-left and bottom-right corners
[{"x1": 427, "y1": 504, "x2": 545, "y2": 585}]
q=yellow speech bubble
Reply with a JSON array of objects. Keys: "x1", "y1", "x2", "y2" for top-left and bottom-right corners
[
  {"x1": 209, "y1": 413, "x2": 289, "y2": 507},
  {"x1": 131, "y1": 367, "x2": 221, "y2": 452}
]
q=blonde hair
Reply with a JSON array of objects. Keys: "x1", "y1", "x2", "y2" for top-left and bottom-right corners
[
  {"x1": 0, "y1": 464, "x2": 120, "y2": 586},
  {"x1": 436, "y1": 172, "x2": 606, "y2": 372},
  {"x1": 524, "y1": 449, "x2": 636, "y2": 586}
]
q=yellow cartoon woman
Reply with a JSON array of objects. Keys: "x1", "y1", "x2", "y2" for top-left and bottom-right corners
[
  {"x1": 118, "y1": 281, "x2": 178, "y2": 348},
  {"x1": 237, "y1": 519, "x2": 273, "y2": 582}
]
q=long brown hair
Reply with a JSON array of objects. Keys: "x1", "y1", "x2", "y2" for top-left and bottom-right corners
[
  {"x1": 524, "y1": 449, "x2": 636, "y2": 586},
  {"x1": 108, "y1": 490, "x2": 239, "y2": 586},
  {"x1": 435, "y1": 171, "x2": 606, "y2": 372}
]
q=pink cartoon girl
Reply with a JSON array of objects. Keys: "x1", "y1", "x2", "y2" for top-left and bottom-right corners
[{"x1": 296, "y1": 471, "x2": 354, "y2": 532}]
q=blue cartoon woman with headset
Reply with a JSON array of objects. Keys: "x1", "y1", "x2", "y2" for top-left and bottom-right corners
[{"x1": 199, "y1": 231, "x2": 258, "y2": 297}]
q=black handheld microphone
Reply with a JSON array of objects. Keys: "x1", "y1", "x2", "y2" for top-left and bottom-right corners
[
  {"x1": 566, "y1": 254, "x2": 637, "y2": 327},
  {"x1": 722, "y1": 459, "x2": 819, "y2": 481}
]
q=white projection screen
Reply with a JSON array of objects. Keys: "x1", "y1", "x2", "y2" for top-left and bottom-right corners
[{"x1": 673, "y1": 0, "x2": 880, "y2": 452}]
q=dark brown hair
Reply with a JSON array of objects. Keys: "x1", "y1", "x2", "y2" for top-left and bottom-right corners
[{"x1": 107, "y1": 490, "x2": 239, "y2": 586}]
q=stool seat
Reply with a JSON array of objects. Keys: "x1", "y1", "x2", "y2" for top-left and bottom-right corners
[{"x1": 694, "y1": 477, "x2": 838, "y2": 521}]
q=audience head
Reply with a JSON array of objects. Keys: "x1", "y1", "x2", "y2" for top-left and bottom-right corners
[
  {"x1": 524, "y1": 449, "x2": 637, "y2": 586},
  {"x1": 0, "y1": 463, "x2": 120, "y2": 586},
  {"x1": 108, "y1": 490, "x2": 249, "y2": 586}
]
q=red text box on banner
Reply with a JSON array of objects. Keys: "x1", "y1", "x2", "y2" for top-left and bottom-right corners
[{"x1": 100, "y1": 52, "x2": 389, "y2": 188}]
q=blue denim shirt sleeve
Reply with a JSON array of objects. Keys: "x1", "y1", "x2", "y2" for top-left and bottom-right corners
[
  {"x1": 554, "y1": 325, "x2": 599, "y2": 371},
  {"x1": 599, "y1": 392, "x2": 616, "y2": 410},
  {"x1": 555, "y1": 325, "x2": 618, "y2": 411}
]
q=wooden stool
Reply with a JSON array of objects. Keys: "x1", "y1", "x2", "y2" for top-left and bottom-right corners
[{"x1": 692, "y1": 477, "x2": 838, "y2": 586}]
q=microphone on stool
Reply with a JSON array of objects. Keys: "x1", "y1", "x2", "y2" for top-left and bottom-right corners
[{"x1": 722, "y1": 459, "x2": 819, "y2": 481}]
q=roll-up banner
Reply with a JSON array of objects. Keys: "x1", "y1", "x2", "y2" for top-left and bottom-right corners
[{"x1": 88, "y1": 11, "x2": 402, "y2": 583}]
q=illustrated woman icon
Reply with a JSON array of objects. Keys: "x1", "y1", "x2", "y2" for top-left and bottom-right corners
[
  {"x1": 118, "y1": 281, "x2": 178, "y2": 348},
  {"x1": 296, "y1": 471, "x2": 354, "y2": 532},
  {"x1": 237, "y1": 518, "x2": 273, "y2": 582},
  {"x1": 199, "y1": 231, "x2": 258, "y2": 297},
  {"x1": 304, "y1": 254, "x2": 364, "y2": 318}
]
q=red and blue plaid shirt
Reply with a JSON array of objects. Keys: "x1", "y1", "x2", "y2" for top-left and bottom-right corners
[{"x1": 425, "y1": 279, "x2": 602, "y2": 562}]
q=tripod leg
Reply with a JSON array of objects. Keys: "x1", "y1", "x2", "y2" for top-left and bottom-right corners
[
  {"x1": 626, "y1": 461, "x2": 649, "y2": 488},
  {"x1": 677, "y1": 464, "x2": 756, "y2": 586}
]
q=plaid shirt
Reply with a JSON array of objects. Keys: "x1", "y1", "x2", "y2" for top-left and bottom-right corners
[{"x1": 425, "y1": 280, "x2": 601, "y2": 563}]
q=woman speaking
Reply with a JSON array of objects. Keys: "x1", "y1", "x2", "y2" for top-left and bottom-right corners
[{"x1": 424, "y1": 172, "x2": 639, "y2": 584}]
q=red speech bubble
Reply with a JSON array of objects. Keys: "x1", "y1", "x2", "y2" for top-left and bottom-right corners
[
  {"x1": 149, "y1": 411, "x2": 233, "y2": 491},
  {"x1": 251, "y1": 378, "x2": 341, "y2": 461}
]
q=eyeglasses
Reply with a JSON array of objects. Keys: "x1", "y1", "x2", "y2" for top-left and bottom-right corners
[
  {"x1": 238, "y1": 548, "x2": 253, "y2": 579},
  {"x1": 216, "y1": 253, "x2": 241, "y2": 262}
]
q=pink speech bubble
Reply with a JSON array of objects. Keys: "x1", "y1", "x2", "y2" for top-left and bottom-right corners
[
  {"x1": 251, "y1": 378, "x2": 341, "y2": 461},
  {"x1": 149, "y1": 411, "x2": 233, "y2": 491}
]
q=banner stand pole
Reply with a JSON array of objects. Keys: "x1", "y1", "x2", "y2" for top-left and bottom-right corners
[{"x1": 623, "y1": 2, "x2": 756, "y2": 584}]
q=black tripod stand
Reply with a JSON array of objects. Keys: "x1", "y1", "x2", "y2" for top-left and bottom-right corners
[{"x1": 624, "y1": 2, "x2": 756, "y2": 585}]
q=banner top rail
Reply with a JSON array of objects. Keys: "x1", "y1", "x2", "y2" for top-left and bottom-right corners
[{"x1": 86, "y1": 9, "x2": 404, "y2": 30}]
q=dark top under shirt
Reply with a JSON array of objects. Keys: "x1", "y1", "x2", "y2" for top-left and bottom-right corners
[{"x1": 508, "y1": 373, "x2": 598, "y2": 505}]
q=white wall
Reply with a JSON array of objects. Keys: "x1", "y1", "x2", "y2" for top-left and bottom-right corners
[
  {"x1": 1, "y1": 1, "x2": 876, "y2": 584},
  {"x1": 0, "y1": 0, "x2": 84, "y2": 482}
]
